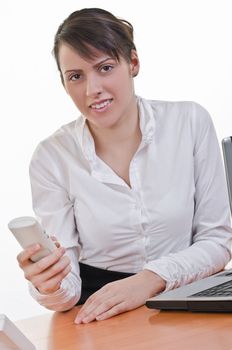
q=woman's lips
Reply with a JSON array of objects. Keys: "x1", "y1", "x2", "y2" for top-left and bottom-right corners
[{"x1": 90, "y1": 99, "x2": 113, "y2": 111}]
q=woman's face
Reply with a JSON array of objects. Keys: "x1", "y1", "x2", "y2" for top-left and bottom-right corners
[{"x1": 58, "y1": 43, "x2": 139, "y2": 130}]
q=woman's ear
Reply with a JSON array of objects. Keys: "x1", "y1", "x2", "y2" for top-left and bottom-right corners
[{"x1": 130, "y1": 49, "x2": 140, "y2": 77}]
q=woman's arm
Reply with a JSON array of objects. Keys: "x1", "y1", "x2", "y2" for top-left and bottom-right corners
[
  {"x1": 22, "y1": 139, "x2": 82, "y2": 311},
  {"x1": 143, "y1": 103, "x2": 232, "y2": 291}
]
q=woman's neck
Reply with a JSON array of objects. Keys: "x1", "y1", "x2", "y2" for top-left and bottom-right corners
[{"x1": 87, "y1": 97, "x2": 140, "y2": 152}]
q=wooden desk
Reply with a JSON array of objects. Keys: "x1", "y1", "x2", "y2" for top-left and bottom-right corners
[{"x1": 16, "y1": 306, "x2": 232, "y2": 350}]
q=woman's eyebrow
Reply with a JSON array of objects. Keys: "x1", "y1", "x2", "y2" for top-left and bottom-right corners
[
  {"x1": 92, "y1": 57, "x2": 114, "y2": 68},
  {"x1": 64, "y1": 69, "x2": 81, "y2": 75},
  {"x1": 64, "y1": 57, "x2": 114, "y2": 75}
]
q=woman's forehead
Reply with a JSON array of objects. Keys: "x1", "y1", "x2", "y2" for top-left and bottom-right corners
[
  {"x1": 58, "y1": 43, "x2": 115, "y2": 71},
  {"x1": 60, "y1": 42, "x2": 114, "y2": 62}
]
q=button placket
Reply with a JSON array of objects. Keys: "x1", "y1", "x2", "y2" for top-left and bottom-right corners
[{"x1": 130, "y1": 159, "x2": 149, "y2": 264}]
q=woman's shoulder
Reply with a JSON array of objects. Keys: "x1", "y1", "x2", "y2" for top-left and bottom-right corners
[
  {"x1": 143, "y1": 97, "x2": 209, "y2": 117},
  {"x1": 31, "y1": 118, "x2": 82, "y2": 163},
  {"x1": 139, "y1": 96, "x2": 212, "y2": 127},
  {"x1": 38, "y1": 117, "x2": 82, "y2": 147}
]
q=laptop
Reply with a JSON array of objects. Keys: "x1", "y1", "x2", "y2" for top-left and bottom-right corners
[{"x1": 146, "y1": 136, "x2": 232, "y2": 312}]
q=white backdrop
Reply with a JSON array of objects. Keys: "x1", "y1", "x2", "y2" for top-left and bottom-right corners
[{"x1": 0, "y1": 0, "x2": 232, "y2": 321}]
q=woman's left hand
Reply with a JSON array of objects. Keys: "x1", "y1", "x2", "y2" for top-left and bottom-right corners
[{"x1": 74, "y1": 269, "x2": 166, "y2": 324}]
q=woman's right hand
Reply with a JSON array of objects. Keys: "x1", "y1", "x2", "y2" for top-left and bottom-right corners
[{"x1": 17, "y1": 243, "x2": 71, "y2": 294}]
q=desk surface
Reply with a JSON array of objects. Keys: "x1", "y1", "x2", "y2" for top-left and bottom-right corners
[{"x1": 16, "y1": 306, "x2": 232, "y2": 350}]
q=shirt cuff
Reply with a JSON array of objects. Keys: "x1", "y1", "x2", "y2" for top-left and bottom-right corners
[
  {"x1": 28, "y1": 276, "x2": 81, "y2": 311},
  {"x1": 143, "y1": 261, "x2": 178, "y2": 292}
]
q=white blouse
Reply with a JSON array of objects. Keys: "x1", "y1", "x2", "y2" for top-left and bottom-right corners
[{"x1": 29, "y1": 96, "x2": 232, "y2": 311}]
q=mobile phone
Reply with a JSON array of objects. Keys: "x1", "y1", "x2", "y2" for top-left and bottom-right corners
[
  {"x1": 222, "y1": 136, "x2": 232, "y2": 215},
  {"x1": 8, "y1": 216, "x2": 56, "y2": 262}
]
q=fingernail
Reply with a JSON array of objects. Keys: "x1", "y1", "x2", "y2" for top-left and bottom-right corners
[{"x1": 74, "y1": 316, "x2": 82, "y2": 324}]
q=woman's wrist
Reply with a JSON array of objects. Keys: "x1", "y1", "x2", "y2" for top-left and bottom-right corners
[{"x1": 137, "y1": 269, "x2": 166, "y2": 298}]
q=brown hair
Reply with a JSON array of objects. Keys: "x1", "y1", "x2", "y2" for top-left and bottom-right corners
[{"x1": 53, "y1": 8, "x2": 136, "y2": 75}]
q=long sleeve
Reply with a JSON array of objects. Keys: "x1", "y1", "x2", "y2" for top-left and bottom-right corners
[
  {"x1": 144, "y1": 103, "x2": 232, "y2": 291},
  {"x1": 28, "y1": 247, "x2": 81, "y2": 311},
  {"x1": 28, "y1": 139, "x2": 82, "y2": 310}
]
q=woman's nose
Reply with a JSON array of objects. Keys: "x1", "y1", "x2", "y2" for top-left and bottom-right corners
[{"x1": 86, "y1": 75, "x2": 102, "y2": 97}]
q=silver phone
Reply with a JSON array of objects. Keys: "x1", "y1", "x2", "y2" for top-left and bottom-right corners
[{"x1": 8, "y1": 216, "x2": 56, "y2": 262}]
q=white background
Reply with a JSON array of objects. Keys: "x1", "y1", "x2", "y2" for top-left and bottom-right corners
[{"x1": 0, "y1": 0, "x2": 232, "y2": 321}]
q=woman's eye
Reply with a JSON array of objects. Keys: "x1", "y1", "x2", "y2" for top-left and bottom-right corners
[
  {"x1": 100, "y1": 65, "x2": 113, "y2": 73},
  {"x1": 70, "y1": 73, "x2": 81, "y2": 81}
]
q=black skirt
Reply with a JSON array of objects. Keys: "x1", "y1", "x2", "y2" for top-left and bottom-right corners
[{"x1": 77, "y1": 262, "x2": 135, "y2": 305}]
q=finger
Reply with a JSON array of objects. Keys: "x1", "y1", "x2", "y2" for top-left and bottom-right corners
[
  {"x1": 23, "y1": 246, "x2": 66, "y2": 281},
  {"x1": 36, "y1": 264, "x2": 72, "y2": 294},
  {"x1": 50, "y1": 236, "x2": 61, "y2": 248},
  {"x1": 29, "y1": 255, "x2": 71, "y2": 286},
  {"x1": 31, "y1": 247, "x2": 66, "y2": 275},
  {"x1": 95, "y1": 302, "x2": 127, "y2": 321},
  {"x1": 78, "y1": 282, "x2": 111, "y2": 314},
  {"x1": 17, "y1": 244, "x2": 41, "y2": 267},
  {"x1": 78, "y1": 296, "x2": 121, "y2": 324},
  {"x1": 75, "y1": 285, "x2": 121, "y2": 324},
  {"x1": 76, "y1": 287, "x2": 109, "y2": 321}
]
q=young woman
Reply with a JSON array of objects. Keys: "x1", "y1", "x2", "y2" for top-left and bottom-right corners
[{"x1": 17, "y1": 8, "x2": 232, "y2": 324}]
